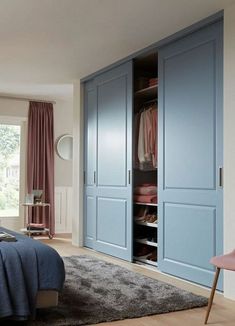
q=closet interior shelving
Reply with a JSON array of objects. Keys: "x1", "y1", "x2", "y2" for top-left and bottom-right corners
[{"x1": 133, "y1": 52, "x2": 158, "y2": 268}]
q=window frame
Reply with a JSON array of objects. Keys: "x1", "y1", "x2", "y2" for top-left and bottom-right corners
[{"x1": 0, "y1": 116, "x2": 27, "y2": 222}]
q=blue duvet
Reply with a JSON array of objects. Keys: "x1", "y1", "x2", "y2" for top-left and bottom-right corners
[{"x1": 0, "y1": 227, "x2": 65, "y2": 320}]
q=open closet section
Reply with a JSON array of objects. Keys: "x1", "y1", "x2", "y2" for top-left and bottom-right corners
[{"x1": 133, "y1": 53, "x2": 158, "y2": 267}]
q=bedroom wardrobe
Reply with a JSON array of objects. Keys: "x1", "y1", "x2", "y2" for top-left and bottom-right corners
[{"x1": 83, "y1": 18, "x2": 223, "y2": 290}]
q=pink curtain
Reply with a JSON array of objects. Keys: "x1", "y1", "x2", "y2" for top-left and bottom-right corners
[{"x1": 27, "y1": 101, "x2": 55, "y2": 235}]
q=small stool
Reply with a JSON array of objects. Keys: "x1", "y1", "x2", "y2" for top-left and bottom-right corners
[{"x1": 205, "y1": 250, "x2": 235, "y2": 324}]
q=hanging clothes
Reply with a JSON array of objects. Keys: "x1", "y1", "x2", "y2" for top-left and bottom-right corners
[
  {"x1": 136, "y1": 103, "x2": 158, "y2": 170},
  {"x1": 137, "y1": 110, "x2": 146, "y2": 165},
  {"x1": 134, "y1": 111, "x2": 141, "y2": 168},
  {"x1": 150, "y1": 106, "x2": 158, "y2": 168}
]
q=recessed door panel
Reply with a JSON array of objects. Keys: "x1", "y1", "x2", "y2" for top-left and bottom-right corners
[
  {"x1": 97, "y1": 76, "x2": 127, "y2": 187},
  {"x1": 84, "y1": 195, "x2": 96, "y2": 248},
  {"x1": 96, "y1": 197, "x2": 127, "y2": 247},
  {"x1": 164, "y1": 203, "x2": 215, "y2": 271},
  {"x1": 164, "y1": 42, "x2": 215, "y2": 190}
]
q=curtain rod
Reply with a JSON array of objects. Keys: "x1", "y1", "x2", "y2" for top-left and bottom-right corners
[{"x1": 0, "y1": 94, "x2": 56, "y2": 104}]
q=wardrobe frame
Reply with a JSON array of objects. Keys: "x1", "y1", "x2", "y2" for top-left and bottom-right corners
[{"x1": 80, "y1": 10, "x2": 223, "y2": 286}]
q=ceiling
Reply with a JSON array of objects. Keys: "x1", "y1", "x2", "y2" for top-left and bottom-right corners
[{"x1": 0, "y1": 0, "x2": 233, "y2": 100}]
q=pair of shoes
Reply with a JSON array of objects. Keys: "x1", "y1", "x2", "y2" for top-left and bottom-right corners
[
  {"x1": 135, "y1": 215, "x2": 145, "y2": 222},
  {"x1": 145, "y1": 214, "x2": 158, "y2": 223},
  {"x1": 135, "y1": 245, "x2": 153, "y2": 257},
  {"x1": 135, "y1": 206, "x2": 148, "y2": 218},
  {"x1": 147, "y1": 251, "x2": 157, "y2": 261},
  {"x1": 146, "y1": 236, "x2": 157, "y2": 242}
]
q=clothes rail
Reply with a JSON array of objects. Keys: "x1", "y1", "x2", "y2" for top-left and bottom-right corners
[{"x1": 144, "y1": 98, "x2": 158, "y2": 105}]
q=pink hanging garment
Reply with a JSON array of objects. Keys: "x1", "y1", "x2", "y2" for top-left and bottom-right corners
[
  {"x1": 144, "y1": 108, "x2": 153, "y2": 163},
  {"x1": 150, "y1": 106, "x2": 158, "y2": 168},
  {"x1": 134, "y1": 112, "x2": 141, "y2": 168},
  {"x1": 138, "y1": 110, "x2": 146, "y2": 164}
]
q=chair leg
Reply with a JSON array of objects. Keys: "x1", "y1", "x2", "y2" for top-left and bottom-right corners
[{"x1": 204, "y1": 267, "x2": 221, "y2": 324}]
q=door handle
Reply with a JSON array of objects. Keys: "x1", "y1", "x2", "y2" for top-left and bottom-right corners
[
  {"x1": 94, "y1": 171, "x2": 96, "y2": 184},
  {"x1": 128, "y1": 170, "x2": 131, "y2": 185},
  {"x1": 219, "y1": 166, "x2": 223, "y2": 188}
]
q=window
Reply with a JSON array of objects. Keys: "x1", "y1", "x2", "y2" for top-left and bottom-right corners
[{"x1": 0, "y1": 124, "x2": 21, "y2": 217}]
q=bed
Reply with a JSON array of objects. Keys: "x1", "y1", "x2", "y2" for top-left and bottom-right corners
[{"x1": 0, "y1": 227, "x2": 65, "y2": 320}]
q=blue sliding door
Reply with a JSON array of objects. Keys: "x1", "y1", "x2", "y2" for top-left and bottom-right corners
[
  {"x1": 84, "y1": 62, "x2": 133, "y2": 261},
  {"x1": 84, "y1": 80, "x2": 96, "y2": 249},
  {"x1": 158, "y1": 21, "x2": 223, "y2": 289}
]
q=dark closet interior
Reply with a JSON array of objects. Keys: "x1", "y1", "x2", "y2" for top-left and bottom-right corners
[{"x1": 133, "y1": 51, "x2": 158, "y2": 267}]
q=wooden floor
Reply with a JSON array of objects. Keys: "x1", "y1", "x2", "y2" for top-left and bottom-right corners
[{"x1": 40, "y1": 236, "x2": 235, "y2": 326}]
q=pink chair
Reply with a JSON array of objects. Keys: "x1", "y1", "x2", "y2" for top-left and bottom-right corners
[{"x1": 205, "y1": 250, "x2": 235, "y2": 324}]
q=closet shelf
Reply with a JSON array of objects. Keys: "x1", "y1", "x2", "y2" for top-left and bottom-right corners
[
  {"x1": 135, "y1": 238, "x2": 158, "y2": 247},
  {"x1": 134, "y1": 167, "x2": 158, "y2": 171},
  {"x1": 134, "y1": 256, "x2": 158, "y2": 267},
  {"x1": 134, "y1": 85, "x2": 158, "y2": 101},
  {"x1": 134, "y1": 202, "x2": 158, "y2": 207},
  {"x1": 135, "y1": 221, "x2": 158, "y2": 228}
]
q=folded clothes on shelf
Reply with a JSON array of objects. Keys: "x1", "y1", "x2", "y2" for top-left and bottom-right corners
[
  {"x1": 134, "y1": 183, "x2": 158, "y2": 204},
  {"x1": 134, "y1": 184, "x2": 157, "y2": 195},
  {"x1": 134, "y1": 194, "x2": 157, "y2": 204}
]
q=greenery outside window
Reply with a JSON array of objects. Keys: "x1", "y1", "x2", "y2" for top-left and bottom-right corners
[{"x1": 0, "y1": 124, "x2": 21, "y2": 217}]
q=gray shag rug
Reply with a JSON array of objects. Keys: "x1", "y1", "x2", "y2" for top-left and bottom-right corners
[{"x1": 29, "y1": 255, "x2": 208, "y2": 325}]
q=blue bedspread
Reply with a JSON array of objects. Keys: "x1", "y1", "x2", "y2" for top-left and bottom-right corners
[{"x1": 0, "y1": 227, "x2": 65, "y2": 320}]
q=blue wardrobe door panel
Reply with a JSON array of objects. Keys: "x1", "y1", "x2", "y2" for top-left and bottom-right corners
[
  {"x1": 158, "y1": 21, "x2": 223, "y2": 290},
  {"x1": 84, "y1": 82, "x2": 97, "y2": 187},
  {"x1": 96, "y1": 197, "x2": 127, "y2": 248},
  {"x1": 84, "y1": 61, "x2": 132, "y2": 261},
  {"x1": 163, "y1": 41, "x2": 215, "y2": 190},
  {"x1": 163, "y1": 203, "x2": 215, "y2": 271},
  {"x1": 85, "y1": 196, "x2": 95, "y2": 240},
  {"x1": 97, "y1": 75, "x2": 127, "y2": 187}
]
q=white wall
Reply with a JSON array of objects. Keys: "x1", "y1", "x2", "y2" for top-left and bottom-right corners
[
  {"x1": 72, "y1": 82, "x2": 83, "y2": 246},
  {"x1": 223, "y1": 2, "x2": 235, "y2": 300},
  {"x1": 0, "y1": 97, "x2": 73, "y2": 232},
  {"x1": 54, "y1": 99, "x2": 73, "y2": 187},
  {"x1": 0, "y1": 98, "x2": 28, "y2": 117}
]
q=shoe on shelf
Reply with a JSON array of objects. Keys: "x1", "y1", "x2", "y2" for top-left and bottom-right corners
[
  {"x1": 135, "y1": 206, "x2": 149, "y2": 218},
  {"x1": 147, "y1": 251, "x2": 157, "y2": 261},
  {"x1": 145, "y1": 214, "x2": 158, "y2": 223},
  {"x1": 135, "y1": 244, "x2": 153, "y2": 257},
  {"x1": 134, "y1": 216, "x2": 146, "y2": 222}
]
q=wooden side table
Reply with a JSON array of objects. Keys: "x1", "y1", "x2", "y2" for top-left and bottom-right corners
[{"x1": 20, "y1": 203, "x2": 52, "y2": 239}]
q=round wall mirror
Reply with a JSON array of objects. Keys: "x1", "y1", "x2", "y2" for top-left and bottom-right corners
[{"x1": 56, "y1": 134, "x2": 73, "y2": 160}]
